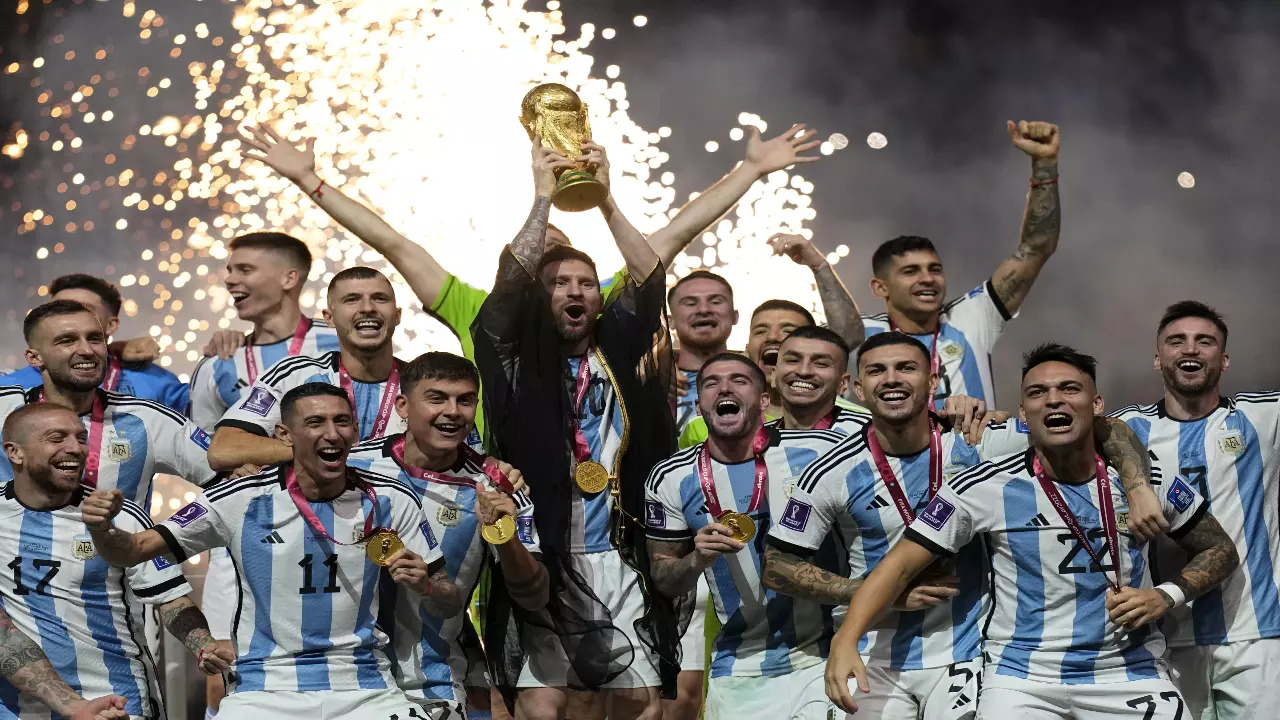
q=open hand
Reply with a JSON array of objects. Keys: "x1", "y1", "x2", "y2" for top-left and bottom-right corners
[
  {"x1": 744, "y1": 123, "x2": 821, "y2": 177},
  {"x1": 241, "y1": 124, "x2": 317, "y2": 183},
  {"x1": 825, "y1": 628, "x2": 870, "y2": 714}
]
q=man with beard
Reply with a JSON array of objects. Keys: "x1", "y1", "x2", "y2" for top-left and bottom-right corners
[
  {"x1": 0, "y1": 300, "x2": 219, "y2": 506},
  {"x1": 346, "y1": 351, "x2": 548, "y2": 719},
  {"x1": 861, "y1": 121, "x2": 1063, "y2": 409},
  {"x1": 0, "y1": 274, "x2": 187, "y2": 411},
  {"x1": 472, "y1": 139, "x2": 677, "y2": 720},
  {"x1": 1111, "y1": 301, "x2": 1280, "y2": 720},
  {"x1": 825, "y1": 344, "x2": 1239, "y2": 720},
  {"x1": 207, "y1": 266, "x2": 407, "y2": 469},
  {"x1": 0, "y1": 403, "x2": 233, "y2": 719},
  {"x1": 644, "y1": 353, "x2": 845, "y2": 720},
  {"x1": 82, "y1": 383, "x2": 461, "y2": 720},
  {"x1": 765, "y1": 333, "x2": 1159, "y2": 720}
]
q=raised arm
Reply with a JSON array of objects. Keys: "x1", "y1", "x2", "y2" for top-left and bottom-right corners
[
  {"x1": 581, "y1": 142, "x2": 660, "y2": 282},
  {"x1": 241, "y1": 124, "x2": 451, "y2": 308},
  {"x1": 81, "y1": 490, "x2": 172, "y2": 567},
  {"x1": 0, "y1": 606, "x2": 127, "y2": 719},
  {"x1": 990, "y1": 121, "x2": 1061, "y2": 315},
  {"x1": 207, "y1": 426, "x2": 292, "y2": 471},
  {"x1": 505, "y1": 137, "x2": 574, "y2": 274},
  {"x1": 767, "y1": 233, "x2": 864, "y2": 346},
  {"x1": 646, "y1": 124, "x2": 821, "y2": 267}
]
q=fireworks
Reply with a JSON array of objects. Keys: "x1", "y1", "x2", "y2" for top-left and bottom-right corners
[{"x1": 2, "y1": 0, "x2": 846, "y2": 370}]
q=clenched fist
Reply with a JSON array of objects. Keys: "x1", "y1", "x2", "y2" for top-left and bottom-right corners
[
  {"x1": 1007, "y1": 120, "x2": 1059, "y2": 159},
  {"x1": 81, "y1": 489, "x2": 124, "y2": 531}
]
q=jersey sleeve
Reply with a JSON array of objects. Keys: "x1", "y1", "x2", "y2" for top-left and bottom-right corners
[
  {"x1": 902, "y1": 474, "x2": 985, "y2": 557},
  {"x1": 944, "y1": 280, "x2": 1015, "y2": 354},
  {"x1": 188, "y1": 357, "x2": 228, "y2": 432},
  {"x1": 1160, "y1": 464, "x2": 1208, "y2": 538},
  {"x1": 510, "y1": 489, "x2": 540, "y2": 554},
  {"x1": 152, "y1": 413, "x2": 220, "y2": 487},
  {"x1": 645, "y1": 467, "x2": 691, "y2": 541},
  {"x1": 117, "y1": 503, "x2": 193, "y2": 605},
  {"x1": 216, "y1": 375, "x2": 290, "y2": 436},
  {"x1": 974, "y1": 419, "x2": 1032, "y2": 460},
  {"x1": 1236, "y1": 393, "x2": 1280, "y2": 451},
  {"x1": 155, "y1": 494, "x2": 232, "y2": 562},
  {"x1": 767, "y1": 456, "x2": 846, "y2": 554},
  {"x1": 429, "y1": 274, "x2": 489, "y2": 358}
]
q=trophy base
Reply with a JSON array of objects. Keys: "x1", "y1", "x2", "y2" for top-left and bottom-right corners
[{"x1": 552, "y1": 170, "x2": 608, "y2": 213}]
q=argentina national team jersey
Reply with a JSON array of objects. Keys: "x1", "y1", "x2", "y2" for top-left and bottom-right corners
[
  {"x1": 644, "y1": 427, "x2": 844, "y2": 678},
  {"x1": 862, "y1": 280, "x2": 1014, "y2": 408},
  {"x1": 907, "y1": 448, "x2": 1206, "y2": 684},
  {"x1": 764, "y1": 401, "x2": 872, "y2": 437},
  {"x1": 154, "y1": 465, "x2": 441, "y2": 693},
  {"x1": 0, "y1": 485, "x2": 190, "y2": 719},
  {"x1": 188, "y1": 318, "x2": 340, "y2": 432},
  {"x1": 567, "y1": 353, "x2": 625, "y2": 554},
  {"x1": 1112, "y1": 393, "x2": 1280, "y2": 648},
  {"x1": 347, "y1": 435, "x2": 539, "y2": 703},
  {"x1": 768, "y1": 421, "x2": 1030, "y2": 671},
  {"x1": 0, "y1": 387, "x2": 218, "y2": 511},
  {"x1": 217, "y1": 351, "x2": 408, "y2": 443},
  {"x1": 674, "y1": 368, "x2": 700, "y2": 435},
  {"x1": 0, "y1": 359, "x2": 189, "y2": 414}
]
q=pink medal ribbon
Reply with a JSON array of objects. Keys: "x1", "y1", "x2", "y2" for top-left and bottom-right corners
[
  {"x1": 866, "y1": 417, "x2": 943, "y2": 525},
  {"x1": 696, "y1": 423, "x2": 770, "y2": 519},
  {"x1": 338, "y1": 359, "x2": 401, "y2": 439},
  {"x1": 570, "y1": 352, "x2": 594, "y2": 464},
  {"x1": 245, "y1": 315, "x2": 312, "y2": 386},
  {"x1": 1033, "y1": 453, "x2": 1122, "y2": 593},
  {"x1": 285, "y1": 466, "x2": 380, "y2": 545},
  {"x1": 101, "y1": 354, "x2": 122, "y2": 393},
  {"x1": 389, "y1": 436, "x2": 513, "y2": 492},
  {"x1": 37, "y1": 389, "x2": 106, "y2": 488}
]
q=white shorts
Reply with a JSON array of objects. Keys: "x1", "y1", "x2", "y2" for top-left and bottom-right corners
[
  {"x1": 844, "y1": 657, "x2": 980, "y2": 720},
  {"x1": 201, "y1": 548, "x2": 237, "y2": 640},
  {"x1": 706, "y1": 661, "x2": 832, "y2": 720},
  {"x1": 516, "y1": 549, "x2": 661, "y2": 690},
  {"x1": 679, "y1": 575, "x2": 710, "y2": 672},
  {"x1": 978, "y1": 673, "x2": 1187, "y2": 720},
  {"x1": 1167, "y1": 637, "x2": 1280, "y2": 720},
  {"x1": 216, "y1": 688, "x2": 434, "y2": 720}
]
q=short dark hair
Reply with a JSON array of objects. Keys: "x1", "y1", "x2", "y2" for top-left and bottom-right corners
[
  {"x1": 1157, "y1": 300, "x2": 1228, "y2": 347},
  {"x1": 280, "y1": 382, "x2": 352, "y2": 424},
  {"x1": 23, "y1": 300, "x2": 99, "y2": 343},
  {"x1": 537, "y1": 245, "x2": 598, "y2": 277},
  {"x1": 856, "y1": 331, "x2": 930, "y2": 369},
  {"x1": 697, "y1": 351, "x2": 767, "y2": 391},
  {"x1": 229, "y1": 232, "x2": 314, "y2": 274},
  {"x1": 2, "y1": 403, "x2": 79, "y2": 445},
  {"x1": 49, "y1": 273, "x2": 123, "y2": 316},
  {"x1": 871, "y1": 235, "x2": 938, "y2": 278},
  {"x1": 1021, "y1": 343, "x2": 1098, "y2": 382},
  {"x1": 750, "y1": 299, "x2": 815, "y2": 327},
  {"x1": 782, "y1": 325, "x2": 851, "y2": 364},
  {"x1": 401, "y1": 351, "x2": 480, "y2": 394},
  {"x1": 328, "y1": 266, "x2": 390, "y2": 294},
  {"x1": 668, "y1": 270, "x2": 734, "y2": 305}
]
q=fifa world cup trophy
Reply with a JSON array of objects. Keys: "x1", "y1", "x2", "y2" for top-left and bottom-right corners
[{"x1": 520, "y1": 83, "x2": 608, "y2": 212}]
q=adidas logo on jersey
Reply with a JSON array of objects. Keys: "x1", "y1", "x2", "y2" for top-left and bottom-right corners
[
  {"x1": 1025, "y1": 513, "x2": 1050, "y2": 527},
  {"x1": 260, "y1": 531, "x2": 285, "y2": 544},
  {"x1": 866, "y1": 495, "x2": 890, "y2": 510}
]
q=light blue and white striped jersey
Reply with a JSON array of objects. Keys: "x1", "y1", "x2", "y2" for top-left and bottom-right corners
[
  {"x1": 764, "y1": 400, "x2": 872, "y2": 437},
  {"x1": 767, "y1": 421, "x2": 1031, "y2": 670},
  {"x1": 862, "y1": 280, "x2": 1014, "y2": 409},
  {"x1": 347, "y1": 434, "x2": 539, "y2": 703},
  {"x1": 188, "y1": 318, "x2": 340, "y2": 432},
  {"x1": 645, "y1": 427, "x2": 844, "y2": 678},
  {"x1": 217, "y1": 351, "x2": 408, "y2": 443},
  {"x1": 0, "y1": 386, "x2": 218, "y2": 511},
  {"x1": 1112, "y1": 393, "x2": 1280, "y2": 648},
  {"x1": 154, "y1": 464, "x2": 441, "y2": 693},
  {"x1": 908, "y1": 448, "x2": 1205, "y2": 684},
  {"x1": 674, "y1": 368, "x2": 700, "y2": 435},
  {"x1": 567, "y1": 353, "x2": 625, "y2": 554},
  {"x1": 0, "y1": 484, "x2": 190, "y2": 719}
]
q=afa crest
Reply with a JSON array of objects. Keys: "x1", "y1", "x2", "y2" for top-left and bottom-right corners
[
  {"x1": 940, "y1": 341, "x2": 965, "y2": 361},
  {"x1": 107, "y1": 438, "x2": 131, "y2": 463},
  {"x1": 73, "y1": 534, "x2": 96, "y2": 560},
  {"x1": 437, "y1": 505, "x2": 462, "y2": 527},
  {"x1": 1218, "y1": 432, "x2": 1245, "y2": 457}
]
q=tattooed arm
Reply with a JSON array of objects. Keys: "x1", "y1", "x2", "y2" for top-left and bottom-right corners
[
  {"x1": 763, "y1": 544, "x2": 862, "y2": 605},
  {"x1": 990, "y1": 121, "x2": 1061, "y2": 315},
  {"x1": 767, "y1": 233, "x2": 865, "y2": 347},
  {"x1": 420, "y1": 562, "x2": 467, "y2": 618},
  {"x1": 509, "y1": 140, "x2": 574, "y2": 274},
  {"x1": 0, "y1": 606, "x2": 123, "y2": 717},
  {"x1": 647, "y1": 537, "x2": 705, "y2": 598},
  {"x1": 159, "y1": 596, "x2": 216, "y2": 658},
  {"x1": 1094, "y1": 417, "x2": 1169, "y2": 541},
  {"x1": 1169, "y1": 512, "x2": 1239, "y2": 602}
]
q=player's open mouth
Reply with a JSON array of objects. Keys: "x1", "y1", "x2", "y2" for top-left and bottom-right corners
[
  {"x1": 691, "y1": 318, "x2": 718, "y2": 330},
  {"x1": 70, "y1": 360, "x2": 99, "y2": 371},
  {"x1": 913, "y1": 288, "x2": 939, "y2": 300},
  {"x1": 877, "y1": 388, "x2": 909, "y2": 406},
  {"x1": 786, "y1": 379, "x2": 818, "y2": 394},
  {"x1": 761, "y1": 346, "x2": 780, "y2": 366},
  {"x1": 1044, "y1": 412, "x2": 1073, "y2": 430},
  {"x1": 433, "y1": 422, "x2": 463, "y2": 438},
  {"x1": 353, "y1": 318, "x2": 383, "y2": 338},
  {"x1": 564, "y1": 304, "x2": 586, "y2": 321},
  {"x1": 715, "y1": 397, "x2": 741, "y2": 417},
  {"x1": 316, "y1": 447, "x2": 344, "y2": 466},
  {"x1": 229, "y1": 290, "x2": 250, "y2": 305},
  {"x1": 52, "y1": 458, "x2": 82, "y2": 474},
  {"x1": 1177, "y1": 359, "x2": 1204, "y2": 372}
]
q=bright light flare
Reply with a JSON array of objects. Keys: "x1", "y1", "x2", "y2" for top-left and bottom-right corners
[
  {"x1": 867, "y1": 132, "x2": 887, "y2": 149},
  {"x1": 1177, "y1": 171, "x2": 1195, "y2": 189}
]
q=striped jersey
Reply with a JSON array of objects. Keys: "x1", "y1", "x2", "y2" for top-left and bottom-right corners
[
  {"x1": 0, "y1": 386, "x2": 218, "y2": 511},
  {"x1": 154, "y1": 464, "x2": 441, "y2": 693},
  {"x1": 767, "y1": 420, "x2": 1031, "y2": 670},
  {"x1": 1112, "y1": 393, "x2": 1280, "y2": 647},
  {"x1": 907, "y1": 448, "x2": 1206, "y2": 684},
  {"x1": 765, "y1": 401, "x2": 872, "y2": 436},
  {"x1": 645, "y1": 427, "x2": 845, "y2": 678},
  {"x1": 674, "y1": 368, "x2": 700, "y2": 435},
  {"x1": 188, "y1": 318, "x2": 340, "y2": 432},
  {"x1": 0, "y1": 484, "x2": 190, "y2": 719},
  {"x1": 347, "y1": 435, "x2": 539, "y2": 703},
  {"x1": 567, "y1": 352, "x2": 625, "y2": 554},
  {"x1": 862, "y1": 279, "x2": 1015, "y2": 408},
  {"x1": 217, "y1": 351, "x2": 407, "y2": 443},
  {"x1": 0, "y1": 359, "x2": 189, "y2": 414}
]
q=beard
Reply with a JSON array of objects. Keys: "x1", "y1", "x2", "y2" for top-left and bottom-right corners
[
  {"x1": 553, "y1": 314, "x2": 595, "y2": 344},
  {"x1": 48, "y1": 363, "x2": 105, "y2": 392},
  {"x1": 1161, "y1": 363, "x2": 1221, "y2": 396},
  {"x1": 27, "y1": 460, "x2": 80, "y2": 494}
]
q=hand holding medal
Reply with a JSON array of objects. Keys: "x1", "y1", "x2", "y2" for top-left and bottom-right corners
[
  {"x1": 385, "y1": 547, "x2": 433, "y2": 595},
  {"x1": 477, "y1": 458, "x2": 519, "y2": 545},
  {"x1": 692, "y1": 523, "x2": 746, "y2": 568}
]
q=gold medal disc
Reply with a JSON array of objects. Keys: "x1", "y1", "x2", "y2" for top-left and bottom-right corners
[
  {"x1": 718, "y1": 511, "x2": 757, "y2": 544},
  {"x1": 366, "y1": 529, "x2": 405, "y2": 567},
  {"x1": 575, "y1": 461, "x2": 610, "y2": 494},
  {"x1": 481, "y1": 515, "x2": 517, "y2": 545}
]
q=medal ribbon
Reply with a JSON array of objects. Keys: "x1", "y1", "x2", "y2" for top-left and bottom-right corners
[
  {"x1": 1033, "y1": 453, "x2": 1122, "y2": 593},
  {"x1": 890, "y1": 320, "x2": 942, "y2": 379},
  {"x1": 338, "y1": 358, "x2": 401, "y2": 439},
  {"x1": 866, "y1": 416, "x2": 943, "y2": 526},
  {"x1": 697, "y1": 422, "x2": 770, "y2": 519},
  {"x1": 570, "y1": 353, "x2": 595, "y2": 464},
  {"x1": 285, "y1": 467, "x2": 379, "y2": 545},
  {"x1": 37, "y1": 389, "x2": 106, "y2": 488},
  {"x1": 245, "y1": 315, "x2": 312, "y2": 386},
  {"x1": 390, "y1": 436, "x2": 512, "y2": 491},
  {"x1": 102, "y1": 354, "x2": 122, "y2": 393}
]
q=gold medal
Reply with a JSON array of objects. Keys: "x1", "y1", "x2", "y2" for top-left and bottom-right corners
[
  {"x1": 718, "y1": 511, "x2": 756, "y2": 544},
  {"x1": 365, "y1": 529, "x2": 404, "y2": 567},
  {"x1": 574, "y1": 461, "x2": 610, "y2": 494},
  {"x1": 481, "y1": 515, "x2": 517, "y2": 545}
]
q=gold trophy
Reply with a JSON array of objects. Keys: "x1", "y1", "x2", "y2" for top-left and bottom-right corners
[{"x1": 520, "y1": 83, "x2": 608, "y2": 212}]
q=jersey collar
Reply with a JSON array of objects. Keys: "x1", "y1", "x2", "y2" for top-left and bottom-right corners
[
  {"x1": 3, "y1": 480, "x2": 86, "y2": 512},
  {"x1": 1154, "y1": 395, "x2": 1232, "y2": 421}
]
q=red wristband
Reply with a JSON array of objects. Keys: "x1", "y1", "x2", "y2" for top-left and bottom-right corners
[
  {"x1": 308, "y1": 178, "x2": 325, "y2": 198},
  {"x1": 1030, "y1": 176, "x2": 1058, "y2": 188}
]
